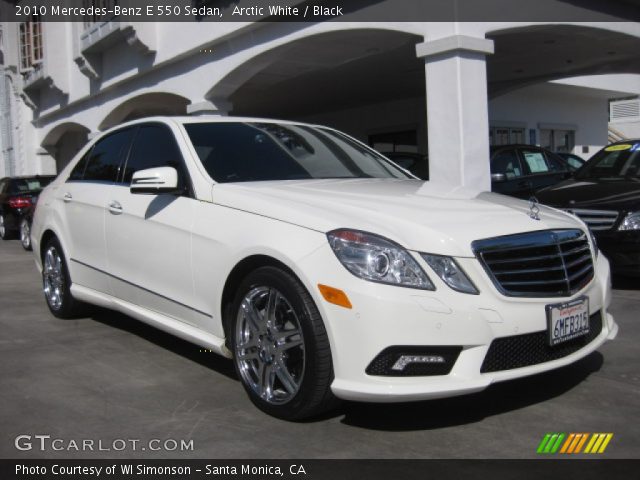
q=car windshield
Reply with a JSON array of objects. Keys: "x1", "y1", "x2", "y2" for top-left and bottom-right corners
[
  {"x1": 9, "y1": 177, "x2": 54, "y2": 194},
  {"x1": 575, "y1": 143, "x2": 640, "y2": 181},
  {"x1": 183, "y1": 122, "x2": 412, "y2": 183}
]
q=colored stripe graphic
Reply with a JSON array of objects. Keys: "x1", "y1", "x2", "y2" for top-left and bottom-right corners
[
  {"x1": 574, "y1": 433, "x2": 589, "y2": 454},
  {"x1": 585, "y1": 434, "x2": 614, "y2": 454},
  {"x1": 538, "y1": 433, "x2": 613, "y2": 454},
  {"x1": 537, "y1": 433, "x2": 565, "y2": 454}
]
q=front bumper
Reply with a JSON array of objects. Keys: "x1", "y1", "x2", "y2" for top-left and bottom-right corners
[{"x1": 299, "y1": 244, "x2": 617, "y2": 402}]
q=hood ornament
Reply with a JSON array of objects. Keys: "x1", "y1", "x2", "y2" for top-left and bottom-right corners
[{"x1": 529, "y1": 196, "x2": 541, "y2": 221}]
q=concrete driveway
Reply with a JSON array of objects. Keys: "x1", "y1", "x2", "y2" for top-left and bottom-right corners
[{"x1": 1, "y1": 240, "x2": 638, "y2": 459}]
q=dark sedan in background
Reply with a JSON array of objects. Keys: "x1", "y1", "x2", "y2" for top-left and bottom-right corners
[
  {"x1": 490, "y1": 144, "x2": 575, "y2": 199},
  {"x1": 537, "y1": 140, "x2": 640, "y2": 276},
  {"x1": 0, "y1": 175, "x2": 55, "y2": 241}
]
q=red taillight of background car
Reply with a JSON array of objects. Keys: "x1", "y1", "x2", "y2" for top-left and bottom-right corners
[{"x1": 8, "y1": 196, "x2": 32, "y2": 209}]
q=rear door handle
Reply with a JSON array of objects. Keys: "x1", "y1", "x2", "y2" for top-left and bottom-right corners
[
  {"x1": 108, "y1": 201, "x2": 123, "y2": 215},
  {"x1": 63, "y1": 192, "x2": 73, "y2": 203}
]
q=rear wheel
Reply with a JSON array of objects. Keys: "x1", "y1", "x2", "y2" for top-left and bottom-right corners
[
  {"x1": 42, "y1": 237, "x2": 87, "y2": 318},
  {"x1": 230, "y1": 266, "x2": 338, "y2": 420},
  {"x1": 0, "y1": 214, "x2": 14, "y2": 240},
  {"x1": 20, "y1": 218, "x2": 32, "y2": 251}
]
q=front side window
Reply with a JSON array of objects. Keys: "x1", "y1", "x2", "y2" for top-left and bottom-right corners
[
  {"x1": 184, "y1": 122, "x2": 411, "y2": 183},
  {"x1": 82, "y1": 129, "x2": 135, "y2": 183},
  {"x1": 491, "y1": 149, "x2": 523, "y2": 179},
  {"x1": 545, "y1": 151, "x2": 569, "y2": 173},
  {"x1": 121, "y1": 125, "x2": 187, "y2": 189}
]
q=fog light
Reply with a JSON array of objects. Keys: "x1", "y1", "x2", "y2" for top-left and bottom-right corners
[{"x1": 392, "y1": 355, "x2": 445, "y2": 371}]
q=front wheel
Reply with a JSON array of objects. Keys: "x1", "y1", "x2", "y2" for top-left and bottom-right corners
[
  {"x1": 230, "y1": 266, "x2": 338, "y2": 420},
  {"x1": 20, "y1": 218, "x2": 32, "y2": 250},
  {"x1": 42, "y1": 237, "x2": 87, "y2": 318}
]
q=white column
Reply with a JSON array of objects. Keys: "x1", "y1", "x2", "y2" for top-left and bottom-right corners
[{"x1": 416, "y1": 35, "x2": 494, "y2": 190}]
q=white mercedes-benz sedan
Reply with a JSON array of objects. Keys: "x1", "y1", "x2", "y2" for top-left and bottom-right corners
[{"x1": 31, "y1": 117, "x2": 618, "y2": 420}]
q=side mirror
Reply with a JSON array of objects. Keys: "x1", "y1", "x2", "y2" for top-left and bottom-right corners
[
  {"x1": 491, "y1": 173, "x2": 507, "y2": 183},
  {"x1": 130, "y1": 167, "x2": 180, "y2": 195}
]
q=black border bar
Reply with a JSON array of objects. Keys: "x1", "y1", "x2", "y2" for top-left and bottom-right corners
[{"x1": 2, "y1": 459, "x2": 640, "y2": 480}]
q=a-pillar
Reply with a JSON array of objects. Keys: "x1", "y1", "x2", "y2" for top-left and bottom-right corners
[{"x1": 416, "y1": 35, "x2": 494, "y2": 190}]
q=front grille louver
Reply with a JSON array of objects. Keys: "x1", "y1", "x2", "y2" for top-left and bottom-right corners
[
  {"x1": 563, "y1": 209, "x2": 619, "y2": 231},
  {"x1": 472, "y1": 229, "x2": 594, "y2": 297}
]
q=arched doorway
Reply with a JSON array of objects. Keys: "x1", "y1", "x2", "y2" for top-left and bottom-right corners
[
  {"x1": 41, "y1": 122, "x2": 90, "y2": 173},
  {"x1": 98, "y1": 92, "x2": 191, "y2": 131}
]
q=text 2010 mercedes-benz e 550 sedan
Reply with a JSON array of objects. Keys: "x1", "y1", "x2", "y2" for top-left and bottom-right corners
[{"x1": 32, "y1": 117, "x2": 618, "y2": 420}]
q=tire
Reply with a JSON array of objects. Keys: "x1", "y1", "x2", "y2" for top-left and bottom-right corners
[
  {"x1": 42, "y1": 237, "x2": 87, "y2": 318},
  {"x1": 20, "y1": 218, "x2": 32, "y2": 251},
  {"x1": 230, "y1": 266, "x2": 338, "y2": 420},
  {"x1": 0, "y1": 214, "x2": 15, "y2": 240}
]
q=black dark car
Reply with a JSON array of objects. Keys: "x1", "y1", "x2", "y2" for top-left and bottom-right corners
[
  {"x1": 536, "y1": 139, "x2": 640, "y2": 276},
  {"x1": 556, "y1": 152, "x2": 587, "y2": 171},
  {"x1": 0, "y1": 175, "x2": 55, "y2": 241},
  {"x1": 490, "y1": 145, "x2": 574, "y2": 199}
]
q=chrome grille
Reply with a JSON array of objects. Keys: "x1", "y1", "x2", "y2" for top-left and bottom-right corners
[
  {"x1": 563, "y1": 209, "x2": 619, "y2": 231},
  {"x1": 472, "y1": 229, "x2": 594, "y2": 297}
]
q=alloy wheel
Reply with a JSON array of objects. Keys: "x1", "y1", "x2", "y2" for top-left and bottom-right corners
[
  {"x1": 20, "y1": 219, "x2": 31, "y2": 250},
  {"x1": 235, "y1": 286, "x2": 305, "y2": 405},
  {"x1": 43, "y1": 245, "x2": 64, "y2": 310}
]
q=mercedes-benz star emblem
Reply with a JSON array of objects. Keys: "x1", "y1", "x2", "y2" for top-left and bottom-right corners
[{"x1": 529, "y1": 196, "x2": 541, "y2": 221}]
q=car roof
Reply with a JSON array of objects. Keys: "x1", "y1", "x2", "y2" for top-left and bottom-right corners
[
  {"x1": 490, "y1": 144, "x2": 547, "y2": 150},
  {"x1": 102, "y1": 115, "x2": 326, "y2": 135}
]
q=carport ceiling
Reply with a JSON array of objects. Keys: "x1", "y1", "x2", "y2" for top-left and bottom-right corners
[
  {"x1": 487, "y1": 25, "x2": 640, "y2": 96},
  {"x1": 231, "y1": 30, "x2": 424, "y2": 117},
  {"x1": 230, "y1": 25, "x2": 640, "y2": 117}
]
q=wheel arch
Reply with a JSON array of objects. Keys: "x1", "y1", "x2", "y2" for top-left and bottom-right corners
[
  {"x1": 39, "y1": 229, "x2": 58, "y2": 260},
  {"x1": 220, "y1": 254, "x2": 302, "y2": 346}
]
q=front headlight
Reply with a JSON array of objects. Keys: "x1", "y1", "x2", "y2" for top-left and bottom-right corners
[
  {"x1": 619, "y1": 211, "x2": 640, "y2": 231},
  {"x1": 421, "y1": 254, "x2": 479, "y2": 294},
  {"x1": 327, "y1": 229, "x2": 435, "y2": 290}
]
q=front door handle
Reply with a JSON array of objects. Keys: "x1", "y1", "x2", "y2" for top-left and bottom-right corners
[
  {"x1": 63, "y1": 192, "x2": 73, "y2": 203},
  {"x1": 108, "y1": 201, "x2": 123, "y2": 215}
]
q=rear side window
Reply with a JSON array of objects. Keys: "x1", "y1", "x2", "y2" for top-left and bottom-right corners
[
  {"x1": 491, "y1": 149, "x2": 523, "y2": 179},
  {"x1": 82, "y1": 129, "x2": 135, "y2": 183},
  {"x1": 121, "y1": 124, "x2": 187, "y2": 188},
  {"x1": 521, "y1": 149, "x2": 551, "y2": 174},
  {"x1": 68, "y1": 148, "x2": 93, "y2": 181},
  {"x1": 9, "y1": 177, "x2": 54, "y2": 193}
]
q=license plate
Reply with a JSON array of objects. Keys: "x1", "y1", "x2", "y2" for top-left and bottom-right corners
[{"x1": 546, "y1": 297, "x2": 590, "y2": 346}]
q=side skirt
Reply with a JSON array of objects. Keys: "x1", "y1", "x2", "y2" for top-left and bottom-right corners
[{"x1": 70, "y1": 283, "x2": 232, "y2": 358}]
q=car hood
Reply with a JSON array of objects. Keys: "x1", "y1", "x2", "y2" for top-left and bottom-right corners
[
  {"x1": 212, "y1": 179, "x2": 583, "y2": 257},
  {"x1": 536, "y1": 178, "x2": 640, "y2": 210}
]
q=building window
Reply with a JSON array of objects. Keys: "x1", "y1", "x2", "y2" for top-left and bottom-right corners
[
  {"x1": 369, "y1": 130, "x2": 418, "y2": 153},
  {"x1": 490, "y1": 127, "x2": 525, "y2": 146},
  {"x1": 540, "y1": 129, "x2": 575, "y2": 153},
  {"x1": 83, "y1": 0, "x2": 119, "y2": 29},
  {"x1": 18, "y1": 17, "x2": 43, "y2": 72}
]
